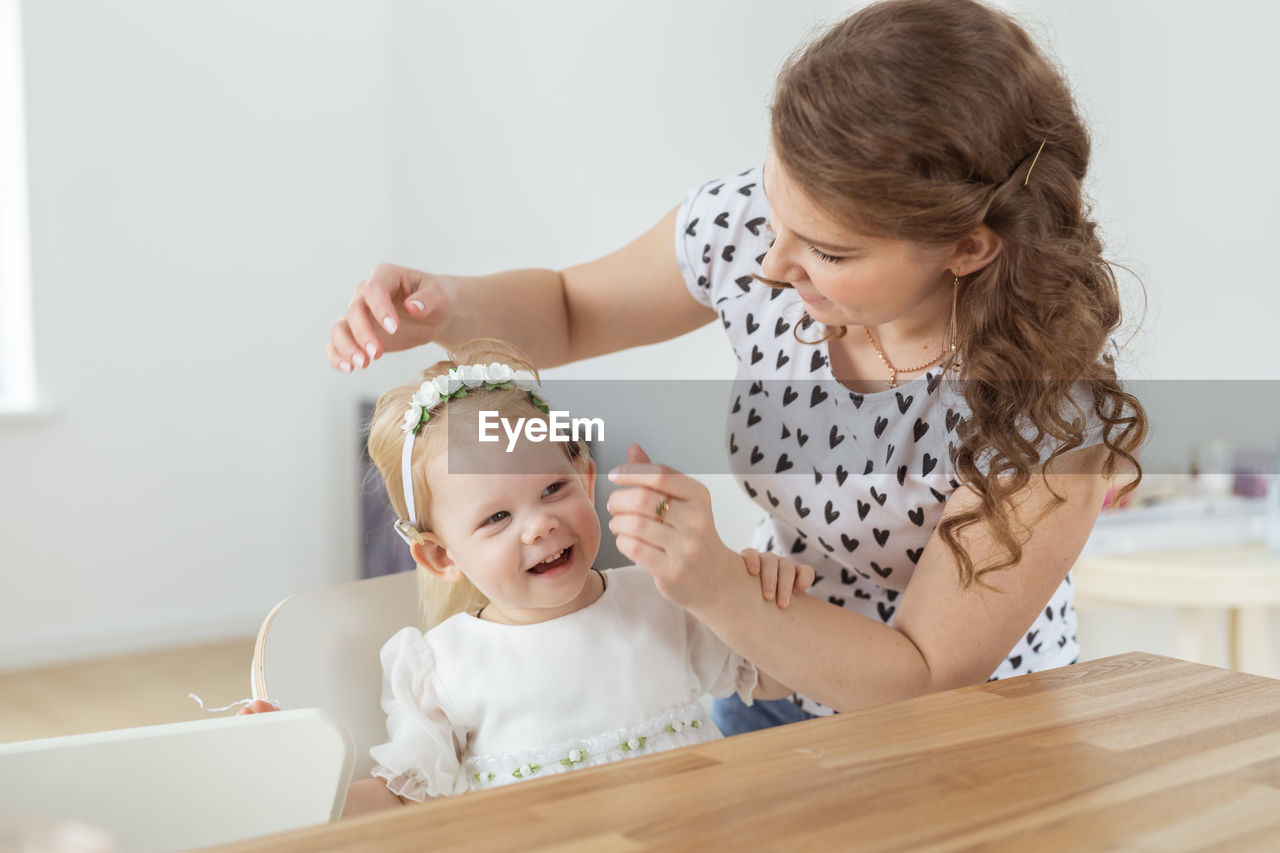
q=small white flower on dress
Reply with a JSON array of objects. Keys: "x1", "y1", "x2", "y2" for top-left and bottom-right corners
[
  {"x1": 560, "y1": 747, "x2": 588, "y2": 767},
  {"x1": 691, "y1": 719, "x2": 702, "y2": 728},
  {"x1": 513, "y1": 763, "x2": 540, "y2": 779},
  {"x1": 473, "y1": 771, "x2": 495, "y2": 784}
]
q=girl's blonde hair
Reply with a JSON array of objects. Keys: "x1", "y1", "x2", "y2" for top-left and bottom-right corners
[
  {"x1": 367, "y1": 339, "x2": 587, "y2": 628},
  {"x1": 768, "y1": 0, "x2": 1147, "y2": 588}
]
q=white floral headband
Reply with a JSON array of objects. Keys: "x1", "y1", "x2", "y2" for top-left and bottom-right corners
[{"x1": 393, "y1": 363, "x2": 549, "y2": 545}]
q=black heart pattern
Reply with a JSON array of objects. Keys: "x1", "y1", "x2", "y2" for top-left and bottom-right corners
[{"x1": 688, "y1": 175, "x2": 997, "y2": 655}]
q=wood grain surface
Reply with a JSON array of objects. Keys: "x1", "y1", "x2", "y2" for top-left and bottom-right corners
[{"x1": 208, "y1": 653, "x2": 1280, "y2": 852}]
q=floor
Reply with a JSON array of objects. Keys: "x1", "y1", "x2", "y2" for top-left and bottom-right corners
[{"x1": 0, "y1": 636, "x2": 256, "y2": 744}]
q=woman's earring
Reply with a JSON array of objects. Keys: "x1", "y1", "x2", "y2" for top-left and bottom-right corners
[{"x1": 948, "y1": 272, "x2": 963, "y2": 375}]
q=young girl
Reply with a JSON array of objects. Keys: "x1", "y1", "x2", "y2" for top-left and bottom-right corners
[
  {"x1": 326, "y1": 0, "x2": 1147, "y2": 737},
  {"x1": 308, "y1": 339, "x2": 803, "y2": 815}
]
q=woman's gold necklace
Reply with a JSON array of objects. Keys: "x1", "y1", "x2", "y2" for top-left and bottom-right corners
[{"x1": 863, "y1": 326, "x2": 946, "y2": 389}]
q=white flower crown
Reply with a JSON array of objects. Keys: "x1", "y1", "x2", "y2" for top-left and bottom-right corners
[
  {"x1": 395, "y1": 362, "x2": 550, "y2": 544},
  {"x1": 401, "y1": 363, "x2": 548, "y2": 436}
]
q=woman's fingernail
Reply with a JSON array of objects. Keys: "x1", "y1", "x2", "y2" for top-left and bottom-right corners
[
  {"x1": 339, "y1": 361, "x2": 351, "y2": 373},
  {"x1": 365, "y1": 342, "x2": 377, "y2": 360},
  {"x1": 383, "y1": 316, "x2": 398, "y2": 334},
  {"x1": 407, "y1": 300, "x2": 424, "y2": 312},
  {"x1": 608, "y1": 468, "x2": 621, "y2": 482},
  {"x1": 352, "y1": 352, "x2": 366, "y2": 369}
]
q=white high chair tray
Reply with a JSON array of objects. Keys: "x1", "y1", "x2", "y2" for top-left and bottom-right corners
[{"x1": 0, "y1": 708, "x2": 353, "y2": 852}]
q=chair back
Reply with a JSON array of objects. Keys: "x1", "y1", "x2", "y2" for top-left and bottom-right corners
[
  {"x1": 252, "y1": 569, "x2": 419, "y2": 780},
  {"x1": 0, "y1": 709, "x2": 351, "y2": 852}
]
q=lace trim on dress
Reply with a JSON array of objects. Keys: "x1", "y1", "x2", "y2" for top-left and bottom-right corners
[
  {"x1": 373, "y1": 700, "x2": 719, "y2": 798},
  {"x1": 460, "y1": 700, "x2": 718, "y2": 790}
]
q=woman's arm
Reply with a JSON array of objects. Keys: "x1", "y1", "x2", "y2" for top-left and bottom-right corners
[
  {"x1": 328, "y1": 206, "x2": 716, "y2": 371},
  {"x1": 609, "y1": 444, "x2": 1110, "y2": 712}
]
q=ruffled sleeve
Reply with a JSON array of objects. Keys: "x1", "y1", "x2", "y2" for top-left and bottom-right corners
[
  {"x1": 674, "y1": 166, "x2": 771, "y2": 309},
  {"x1": 368, "y1": 626, "x2": 469, "y2": 801},
  {"x1": 683, "y1": 610, "x2": 758, "y2": 705}
]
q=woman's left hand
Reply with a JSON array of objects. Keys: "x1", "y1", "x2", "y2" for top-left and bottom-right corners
[{"x1": 606, "y1": 444, "x2": 743, "y2": 609}]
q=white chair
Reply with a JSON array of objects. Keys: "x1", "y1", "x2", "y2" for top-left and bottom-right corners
[
  {"x1": 251, "y1": 569, "x2": 419, "y2": 781},
  {"x1": 0, "y1": 708, "x2": 352, "y2": 852}
]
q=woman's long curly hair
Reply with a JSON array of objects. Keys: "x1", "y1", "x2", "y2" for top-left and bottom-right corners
[{"x1": 770, "y1": 0, "x2": 1147, "y2": 588}]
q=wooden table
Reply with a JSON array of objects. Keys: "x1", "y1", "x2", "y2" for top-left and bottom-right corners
[
  {"x1": 211, "y1": 653, "x2": 1280, "y2": 852},
  {"x1": 1073, "y1": 543, "x2": 1280, "y2": 676}
]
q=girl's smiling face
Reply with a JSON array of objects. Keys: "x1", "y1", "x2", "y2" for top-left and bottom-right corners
[
  {"x1": 419, "y1": 430, "x2": 601, "y2": 625},
  {"x1": 759, "y1": 148, "x2": 957, "y2": 331}
]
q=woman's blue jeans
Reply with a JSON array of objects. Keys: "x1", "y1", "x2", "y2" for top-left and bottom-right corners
[{"x1": 712, "y1": 693, "x2": 814, "y2": 736}]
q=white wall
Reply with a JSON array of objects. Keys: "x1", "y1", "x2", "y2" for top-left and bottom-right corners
[
  {"x1": 1002, "y1": 0, "x2": 1280, "y2": 668},
  {"x1": 0, "y1": 0, "x2": 845, "y2": 670},
  {"x1": 0, "y1": 0, "x2": 400, "y2": 668},
  {"x1": 2, "y1": 0, "x2": 1277, "y2": 673},
  {"x1": 1012, "y1": 0, "x2": 1280, "y2": 383}
]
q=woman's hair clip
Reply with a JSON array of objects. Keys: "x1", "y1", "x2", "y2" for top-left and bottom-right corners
[{"x1": 1023, "y1": 136, "x2": 1048, "y2": 187}]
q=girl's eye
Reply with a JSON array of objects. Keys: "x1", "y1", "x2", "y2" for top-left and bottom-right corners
[
  {"x1": 543, "y1": 480, "x2": 567, "y2": 497},
  {"x1": 482, "y1": 511, "x2": 509, "y2": 527},
  {"x1": 808, "y1": 245, "x2": 845, "y2": 264}
]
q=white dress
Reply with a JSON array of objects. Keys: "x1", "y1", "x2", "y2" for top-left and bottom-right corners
[{"x1": 368, "y1": 566, "x2": 758, "y2": 800}]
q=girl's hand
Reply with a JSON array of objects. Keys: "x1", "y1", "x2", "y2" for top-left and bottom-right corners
[
  {"x1": 741, "y1": 548, "x2": 815, "y2": 608},
  {"x1": 328, "y1": 263, "x2": 458, "y2": 372},
  {"x1": 236, "y1": 699, "x2": 281, "y2": 716},
  {"x1": 606, "y1": 444, "x2": 743, "y2": 610}
]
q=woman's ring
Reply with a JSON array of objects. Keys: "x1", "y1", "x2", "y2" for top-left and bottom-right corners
[{"x1": 654, "y1": 496, "x2": 670, "y2": 522}]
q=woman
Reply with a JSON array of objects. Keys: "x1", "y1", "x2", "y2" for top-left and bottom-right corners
[{"x1": 325, "y1": 0, "x2": 1146, "y2": 733}]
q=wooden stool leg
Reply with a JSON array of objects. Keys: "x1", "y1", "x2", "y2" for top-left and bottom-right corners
[
  {"x1": 1177, "y1": 608, "x2": 1220, "y2": 667},
  {"x1": 1235, "y1": 607, "x2": 1275, "y2": 677},
  {"x1": 1228, "y1": 609, "x2": 1241, "y2": 671}
]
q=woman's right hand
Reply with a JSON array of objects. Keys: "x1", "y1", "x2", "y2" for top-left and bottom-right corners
[{"x1": 327, "y1": 263, "x2": 458, "y2": 372}]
